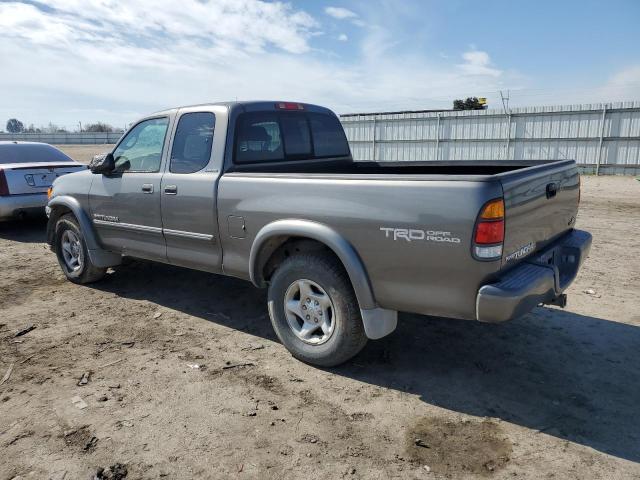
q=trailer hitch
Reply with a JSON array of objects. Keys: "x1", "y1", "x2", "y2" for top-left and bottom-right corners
[{"x1": 545, "y1": 294, "x2": 567, "y2": 308}]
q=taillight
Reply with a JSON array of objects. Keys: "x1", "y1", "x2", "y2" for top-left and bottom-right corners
[
  {"x1": 0, "y1": 169, "x2": 9, "y2": 196},
  {"x1": 473, "y1": 198, "x2": 505, "y2": 260},
  {"x1": 475, "y1": 220, "x2": 504, "y2": 244}
]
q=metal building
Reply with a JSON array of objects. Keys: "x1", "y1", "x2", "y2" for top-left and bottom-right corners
[{"x1": 340, "y1": 101, "x2": 640, "y2": 175}]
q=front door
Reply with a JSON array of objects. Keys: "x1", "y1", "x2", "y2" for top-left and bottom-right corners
[
  {"x1": 89, "y1": 116, "x2": 171, "y2": 262},
  {"x1": 161, "y1": 110, "x2": 222, "y2": 272}
]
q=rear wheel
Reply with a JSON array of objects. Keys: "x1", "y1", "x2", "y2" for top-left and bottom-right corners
[
  {"x1": 54, "y1": 214, "x2": 106, "y2": 284},
  {"x1": 267, "y1": 252, "x2": 367, "y2": 367}
]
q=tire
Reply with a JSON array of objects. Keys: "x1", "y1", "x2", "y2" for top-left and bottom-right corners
[
  {"x1": 267, "y1": 252, "x2": 368, "y2": 367},
  {"x1": 54, "y1": 213, "x2": 107, "y2": 284}
]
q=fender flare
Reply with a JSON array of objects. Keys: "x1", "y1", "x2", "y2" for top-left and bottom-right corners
[
  {"x1": 249, "y1": 219, "x2": 376, "y2": 310},
  {"x1": 47, "y1": 196, "x2": 100, "y2": 249},
  {"x1": 47, "y1": 196, "x2": 121, "y2": 268}
]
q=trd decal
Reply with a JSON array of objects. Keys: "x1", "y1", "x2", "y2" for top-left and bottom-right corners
[{"x1": 380, "y1": 227, "x2": 461, "y2": 244}]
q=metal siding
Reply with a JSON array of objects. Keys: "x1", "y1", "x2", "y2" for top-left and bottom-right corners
[{"x1": 341, "y1": 101, "x2": 640, "y2": 173}]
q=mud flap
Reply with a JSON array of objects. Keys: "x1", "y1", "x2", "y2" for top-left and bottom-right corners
[{"x1": 360, "y1": 308, "x2": 398, "y2": 340}]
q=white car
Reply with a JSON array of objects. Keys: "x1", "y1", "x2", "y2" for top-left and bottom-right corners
[{"x1": 0, "y1": 141, "x2": 85, "y2": 220}]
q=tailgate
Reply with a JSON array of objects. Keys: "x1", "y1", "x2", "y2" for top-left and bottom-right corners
[
  {"x1": 2, "y1": 163, "x2": 85, "y2": 195},
  {"x1": 499, "y1": 160, "x2": 580, "y2": 267}
]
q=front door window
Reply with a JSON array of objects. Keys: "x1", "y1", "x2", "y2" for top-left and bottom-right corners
[{"x1": 113, "y1": 117, "x2": 169, "y2": 173}]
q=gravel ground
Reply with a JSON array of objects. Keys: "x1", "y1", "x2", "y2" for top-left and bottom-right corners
[{"x1": 0, "y1": 176, "x2": 639, "y2": 479}]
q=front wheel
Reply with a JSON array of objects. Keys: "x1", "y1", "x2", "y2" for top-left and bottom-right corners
[
  {"x1": 54, "y1": 213, "x2": 107, "y2": 284},
  {"x1": 267, "y1": 252, "x2": 367, "y2": 367}
]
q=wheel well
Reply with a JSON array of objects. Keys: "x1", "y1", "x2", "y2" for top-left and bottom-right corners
[
  {"x1": 261, "y1": 237, "x2": 340, "y2": 284},
  {"x1": 46, "y1": 205, "x2": 73, "y2": 246}
]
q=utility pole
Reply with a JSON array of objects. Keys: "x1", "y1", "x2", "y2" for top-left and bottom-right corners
[
  {"x1": 499, "y1": 90, "x2": 510, "y2": 114},
  {"x1": 500, "y1": 90, "x2": 511, "y2": 160}
]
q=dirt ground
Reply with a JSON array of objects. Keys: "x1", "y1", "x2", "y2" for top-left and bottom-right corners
[
  {"x1": 54, "y1": 145, "x2": 115, "y2": 164},
  {"x1": 1, "y1": 176, "x2": 639, "y2": 480}
]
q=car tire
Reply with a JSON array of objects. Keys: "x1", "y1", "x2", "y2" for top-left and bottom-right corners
[
  {"x1": 267, "y1": 252, "x2": 368, "y2": 367},
  {"x1": 54, "y1": 213, "x2": 107, "y2": 284}
]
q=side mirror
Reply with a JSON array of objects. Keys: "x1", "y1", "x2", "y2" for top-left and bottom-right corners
[{"x1": 89, "y1": 153, "x2": 115, "y2": 174}]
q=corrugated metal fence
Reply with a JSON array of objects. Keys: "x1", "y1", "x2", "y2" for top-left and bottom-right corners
[
  {"x1": 0, "y1": 131, "x2": 122, "y2": 144},
  {"x1": 340, "y1": 101, "x2": 640, "y2": 174}
]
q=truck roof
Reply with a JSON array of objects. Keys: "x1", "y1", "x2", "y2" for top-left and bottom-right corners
[{"x1": 150, "y1": 101, "x2": 335, "y2": 117}]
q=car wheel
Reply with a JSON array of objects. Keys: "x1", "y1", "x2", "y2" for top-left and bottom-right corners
[
  {"x1": 267, "y1": 252, "x2": 368, "y2": 367},
  {"x1": 54, "y1": 213, "x2": 107, "y2": 284}
]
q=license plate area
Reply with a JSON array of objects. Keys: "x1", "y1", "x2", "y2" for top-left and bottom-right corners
[
  {"x1": 34, "y1": 173, "x2": 56, "y2": 187},
  {"x1": 531, "y1": 243, "x2": 580, "y2": 292}
]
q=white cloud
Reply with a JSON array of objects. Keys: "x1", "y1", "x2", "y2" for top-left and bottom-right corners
[
  {"x1": 458, "y1": 50, "x2": 502, "y2": 78},
  {"x1": 0, "y1": 1, "x2": 519, "y2": 127},
  {"x1": 0, "y1": 0, "x2": 318, "y2": 55},
  {"x1": 325, "y1": 6, "x2": 358, "y2": 20},
  {"x1": 338, "y1": 33, "x2": 349, "y2": 42},
  {"x1": 600, "y1": 65, "x2": 640, "y2": 101}
]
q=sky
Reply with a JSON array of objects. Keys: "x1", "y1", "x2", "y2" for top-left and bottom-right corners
[{"x1": 1, "y1": 0, "x2": 639, "y2": 130}]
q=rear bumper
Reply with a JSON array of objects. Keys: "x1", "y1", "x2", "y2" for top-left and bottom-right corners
[
  {"x1": 476, "y1": 229, "x2": 592, "y2": 323},
  {"x1": 0, "y1": 193, "x2": 48, "y2": 220}
]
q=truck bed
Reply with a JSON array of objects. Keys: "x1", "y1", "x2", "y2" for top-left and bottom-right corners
[
  {"x1": 229, "y1": 158, "x2": 564, "y2": 177},
  {"x1": 219, "y1": 158, "x2": 580, "y2": 320}
]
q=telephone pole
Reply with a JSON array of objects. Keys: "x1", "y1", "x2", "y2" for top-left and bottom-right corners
[{"x1": 499, "y1": 90, "x2": 510, "y2": 114}]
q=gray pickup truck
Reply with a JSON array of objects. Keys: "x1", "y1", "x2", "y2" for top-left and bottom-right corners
[{"x1": 46, "y1": 101, "x2": 592, "y2": 366}]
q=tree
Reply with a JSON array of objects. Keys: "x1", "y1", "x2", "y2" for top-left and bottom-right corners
[
  {"x1": 6, "y1": 118, "x2": 24, "y2": 133},
  {"x1": 84, "y1": 122, "x2": 115, "y2": 133},
  {"x1": 24, "y1": 124, "x2": 42, "y2": 133},
  {"x1": 41, "y1": 123, "x2": 68, "y2": 133},
  {"x1": 453, "y1": 97, "x2": 486, "y2": 111}
]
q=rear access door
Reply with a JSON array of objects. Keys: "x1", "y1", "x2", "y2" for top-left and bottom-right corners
[
  {"x1": 498, "y1": 160, "x2": 580, "y2": 267},
  {"x1": 160, "y1": 106, "x2": 227, "y2": 273}
]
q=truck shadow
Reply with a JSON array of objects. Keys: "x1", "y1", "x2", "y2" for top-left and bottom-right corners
[
  {"x1": 0, "y1": 216, "x2": 48, "y2": 243},
  {"x1": 337, "y1": 309, "x2": 640, "y2": 464},
  {"x1": 92, "y1": 260, "x2": 639, "y2": 463}
]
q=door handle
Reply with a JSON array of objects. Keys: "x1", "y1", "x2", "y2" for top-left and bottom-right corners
[
  {"x1": 164, "y1": 185, "x2": 178, "y2": 195},
  {"x1": 141, "y1": 184, "x2": 154, "y2": 194}
]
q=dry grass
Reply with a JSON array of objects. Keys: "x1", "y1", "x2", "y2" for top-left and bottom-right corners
[{"x1": 54, "y1": 144, "x2": 115, "y2": 164}]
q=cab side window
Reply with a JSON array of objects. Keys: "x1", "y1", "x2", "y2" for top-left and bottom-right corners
[
  {"x1": 113, "y1": 117, "x2": 169, "y2": 173},
  {"x1": 170, "y1": 112, "x2": 216, "y2": 174}
]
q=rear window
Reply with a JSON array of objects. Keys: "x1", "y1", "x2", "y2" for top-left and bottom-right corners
[
  {"x1": 280, "y1": 114, "x2": 312, "y2": 157},
  {"x1": 0, "y1": 143, "x2": 74, "y2": 164},
  {"x1": 235, "y1": 112, "x2": 283, "y2": 163},
  {"x1": 234, "y1": 112, "x2": 349, "y2": 164},
  {"x1": 307, "y1": 113, "x2": 350, "y2": 158}
]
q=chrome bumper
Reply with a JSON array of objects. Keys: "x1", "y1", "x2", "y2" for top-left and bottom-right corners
[
  {"x1": 476, "y1": 229, "x2": 592, "y2": 323},
  {"x1": 0, "y1": 193, "x2": 48, "y2": 219}
]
